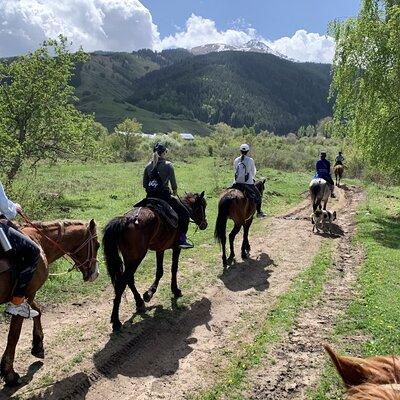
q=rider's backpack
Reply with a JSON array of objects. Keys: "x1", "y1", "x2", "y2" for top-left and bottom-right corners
[
  {"x1": 235, "y1": 156, "x2": 249, "y2": 184},
  {"x1": 146, "y1": 166, "x2": 166, "y2": 197}
]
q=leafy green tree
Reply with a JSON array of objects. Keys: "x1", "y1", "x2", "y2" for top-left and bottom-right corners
[
  {"x1": 330, "y1": 0, "x2": 400, "y2": 175},
  {"x1": 110, "y1": 118, "x2": 143, "y2": 161},
  {"x1": 0, "y1": 36, "x2": 95, "y2": 181}
]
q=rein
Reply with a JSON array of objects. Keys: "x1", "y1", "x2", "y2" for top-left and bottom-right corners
[{"x1": 18, "y1": 211, "x2": 97, "y2": 275}]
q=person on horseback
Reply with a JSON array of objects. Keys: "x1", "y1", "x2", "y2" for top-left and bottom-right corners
[
  {"x1": 232, "y1": 144, "x2": 266, "y2": 218},
  {"x1": 143, "y1": 143, "x2": 193, "y2": 249},
  {"x1": 315, "y1": 151, "x2": 336, "y2": 198},
  {"x1": 335, "y1": 151, "x2": 345, "y2": 166},
  {"x1": 0, "y1": 182, "x2": 40, "y2": 318}
]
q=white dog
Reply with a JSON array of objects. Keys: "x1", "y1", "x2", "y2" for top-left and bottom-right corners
[{"x1": 311, "y1": 209, "x2": 337, "y2": 234}]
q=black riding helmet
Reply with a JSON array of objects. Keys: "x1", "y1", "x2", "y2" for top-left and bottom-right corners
[{"x1": 153, "y1": 142, "x2": 167, "y2": 155}]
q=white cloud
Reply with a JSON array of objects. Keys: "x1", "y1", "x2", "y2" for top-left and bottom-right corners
[
  {"x1": 0, "y1": 0, "x2": 159, "y2": 57},
  {"x1": 0, "y1": 2, "x2": 335, "y2": 63},
  {"x1": 269, "y1": 30, "x2": 335, "y2": 64}
]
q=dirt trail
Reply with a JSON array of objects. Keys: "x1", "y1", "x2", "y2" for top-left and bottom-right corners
[{"x1": 0, "y1": 186, "x2": 362, "y2": 400}]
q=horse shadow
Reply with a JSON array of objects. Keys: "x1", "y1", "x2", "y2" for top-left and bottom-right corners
[
  {"x1": 0, "y1": 361, "x2": 43, "y2": 399},
  {"x1": 371, "y1": 216, "x2": 400, "y2": 249},
  {"x1": 314, "y1": 223, "x2": 345, "y2": 238},
  {"x1": 93, "y1": 297, "x2": 212, "y2": 380},
  {"x1": 219, "y1": 252, "x2": 274, "y2": 292}
]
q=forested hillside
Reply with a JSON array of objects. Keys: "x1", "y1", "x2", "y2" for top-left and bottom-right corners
[{"x1": 72, "y1": 50, "x2": 332, "y2": 134}]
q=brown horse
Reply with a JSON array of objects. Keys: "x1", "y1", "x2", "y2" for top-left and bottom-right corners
[
  {"x1": 0, "y1": 219, "x2": 100, "y2": 386},
  {"x1": 103, "y1": 192, "x2": 207, "y2": 332},
  {"x1": 334, "y1": 164, "x2": 344, "y2": 186},
  {"x1": 214, "y1": 180, "x2": 266, "y2": 267}
]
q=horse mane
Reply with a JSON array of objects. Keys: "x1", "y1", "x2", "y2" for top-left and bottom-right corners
[{"x1": 22, "y1": 220, "x2": 87, "y2": 229}]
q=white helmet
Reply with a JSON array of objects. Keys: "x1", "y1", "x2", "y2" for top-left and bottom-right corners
[{"x1": 240, "y1": 144, "x2": 250, "y2": 152}]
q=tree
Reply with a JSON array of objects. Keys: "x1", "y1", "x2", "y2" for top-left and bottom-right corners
[
  {"x1": 330, "y1": 0, "x2": 400, "y2": 175},
  {"x1": 0, "y1": 36, "x2": 96, "y2": 181},
  {"x1": 111, "y1": 118, "x2": 143, "y2": 161}
]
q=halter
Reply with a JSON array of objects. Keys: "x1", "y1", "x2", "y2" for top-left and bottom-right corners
[
  {"x1": 19, "y1": 212, "x2": 98, "y2": 275},
  {"x1": 178, "y1": 194, "x2": 207, "y2": 227}
]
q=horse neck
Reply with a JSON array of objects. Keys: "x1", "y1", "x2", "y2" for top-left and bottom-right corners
[{"x1": 27, "y1": 222, "x2": 87, "y2": 264}]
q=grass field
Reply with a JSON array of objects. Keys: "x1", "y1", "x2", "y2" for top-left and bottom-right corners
[
  {"x1": 309, "y1": 184, "x2": 400, "y2": 399},
  {"x1": 7, "y1": 157, "x2": 310, "y2": 305}
]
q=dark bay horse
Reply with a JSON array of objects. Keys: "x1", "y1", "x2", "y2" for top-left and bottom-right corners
[
  {"x1": 0, "y1": 219, "x2": 100, "y2": 387},
  {"x1": 214, "y1": 180, "x2": 265, "y2": 267},
  {"x1": 103, "y1": 192, "x2": 207, "y2": 332},
  {"x1": 334, "y1": 164, "x2": 344, "y2": 186}
]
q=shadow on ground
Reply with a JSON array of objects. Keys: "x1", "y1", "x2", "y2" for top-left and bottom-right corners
[
  {"x1": 371, "y1": 216, "x2": 400, "y2": 249},
  {"x1": 93, "y1": 297, "x2": 212, "y2": 380},
  {"x1": 219, "y1": 252, "x2": 274, "y2": 292}
]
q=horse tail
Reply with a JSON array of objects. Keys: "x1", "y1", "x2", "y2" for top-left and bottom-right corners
[
  {"x1": 311, "y1": 183, "x2": 321, "y2": 212},
  {"x1": 103, "y1": 216, "x2": 126, "y2": 287},
  {"x1": 214, "y1": 197, "x2": 233, "y2": 244}
]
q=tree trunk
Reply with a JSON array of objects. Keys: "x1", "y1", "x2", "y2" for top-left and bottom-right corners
[{"x1": 6, "y1": 128, "x2": 25, "y2": 183}]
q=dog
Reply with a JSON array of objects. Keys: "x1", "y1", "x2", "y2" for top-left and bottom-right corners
[{"x1": 311, "y1": 209, "x2": 337, "y2": 234}]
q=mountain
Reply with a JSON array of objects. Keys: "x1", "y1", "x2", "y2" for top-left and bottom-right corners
[
  {"x1": 191, "y1": 40, "x2": 290, "y2": 60},
  {"x1": 127, "y1": 51, "x2": 332, "y2": 134}
]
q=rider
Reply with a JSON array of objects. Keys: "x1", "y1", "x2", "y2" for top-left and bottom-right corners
[
  {"x1": 315, "y1": 151, "x2": 336, "y2": 198},
  {"x1": 143, "y1": 143, "x2": 193, "y2": 249},
  {"x1": 0, "y1": 182, "x2": 40, "y2": 318},
  {"x1": 335, "y1": 151, "x2": 345, "y2": 166},
  {"x1": 232, "y1": 144, "x2": 266, "y2": 218}
]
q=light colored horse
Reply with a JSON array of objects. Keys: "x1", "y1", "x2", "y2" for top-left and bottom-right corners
[
  {"x1": 309, "y1": 178, "x2": 331, "y2": 211},
  {"x1": 334, "y1": 164, "x2": 344, "y2": 186}
]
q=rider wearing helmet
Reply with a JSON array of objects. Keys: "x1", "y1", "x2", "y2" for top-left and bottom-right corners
[
  {"x1": 335, "y1": 151, "x2": 345, "y2": 166},
  {"x1": 143, "y1": 143, "x2": 193, "y2": 249},
  {"x1": 315, "y1": 152, "x2": 336, "y2": 198},
  {"x1": 233, "y1": 144, "x2": 266, "y2": 218},
  {"x1": 0, "y1": 182, "x2": 40, "y2": 318}
]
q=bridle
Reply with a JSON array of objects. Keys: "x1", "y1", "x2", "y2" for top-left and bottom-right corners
[
  {"x1": 19, "y1": 212, "x2": 98, "y2": 275},
  {"x1": 179, "y1": 194, "x2": 207, "y2": 228}
]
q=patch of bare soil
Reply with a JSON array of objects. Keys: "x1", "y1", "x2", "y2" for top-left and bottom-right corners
[
  {"x1": 0, "y1": 186, "x2": 362, "y2": 400},
  {"x1": 248, "y1": 186, "x2": 365, "y2": 400}
]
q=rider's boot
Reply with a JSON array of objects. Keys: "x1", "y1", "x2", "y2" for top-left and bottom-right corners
[
  {"x1": 178, "y1": 233, "x2": 194, "y2": 249},
  {"x1": 5, "y1": 298, "x2": 39, "y2": 319},
  {"x1": 256, "y1": 204, "x2": 267, "y2": 219}
]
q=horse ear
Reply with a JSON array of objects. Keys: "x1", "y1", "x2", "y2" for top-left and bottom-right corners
[
  {"x1": 262, "y1": 179, "x2": 266, "y2": 184},
  {"x1": 89, "y1": 219, "x2": 96, "y2": 232},
  {"x1": 200, "y1": 191, "x2": 205, "y2": 199}
]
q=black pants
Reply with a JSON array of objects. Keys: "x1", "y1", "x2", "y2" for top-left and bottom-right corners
[
  {"x1": 323, "y1": 175, "x2": 335, "y2": 187},
  {"x1": 147, "y1": 193, "x2": 190, "y2": 233},
  {"x1": 1, "y1": 222, "x2": 40, "y2": 298},
  {"x1": 232, "y1": 183, "x2": 262, "y2": 212}
]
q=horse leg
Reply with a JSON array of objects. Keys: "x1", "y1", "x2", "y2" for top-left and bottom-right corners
[
  {"x1": 1, "y1": 315, "x2": 24, "y2": 386},
  {"x1": 30, "y1": 300, "x2": 44, "y2": 359},
  {"x1": 143, "y1": 251, "x2": 164, "y2": 303},
  {"x1": 110, "y1": 272, "x2": 129, "y2": 332},
  {"x1": 171, "y1": 247, "x2": 183, "y2": 298},
  {"x1": 227, "y1": 223, "x2": 241, "y2": 264},
  {"x1": 127, "y1": 272, "x2": 146, "y2": 314},
  {"x1": 242, "y1": 218, "x2": 253, "y2": 259}
]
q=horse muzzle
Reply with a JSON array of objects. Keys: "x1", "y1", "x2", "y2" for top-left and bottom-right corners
[{"x1": 85, "y1": 262, "x2": 100, "y2": 283}]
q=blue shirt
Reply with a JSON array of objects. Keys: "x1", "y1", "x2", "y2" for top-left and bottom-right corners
[{"x1": 315, "y1": 159, "x2": 331, "y2": 178}]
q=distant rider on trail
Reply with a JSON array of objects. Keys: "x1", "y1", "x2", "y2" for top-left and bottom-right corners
[
  {"x1": 143, "y1": 143, "x2": 193, "y2": 249},
  {"x1": 0, "y1": 182, "x2": 40, "y2": 318},
  {"x1": 334, "y1": 151, "x2": 345, "y2": 166},
  {"x1": 315, "y1": 151, "x2": 336, "y2": 198},
  {"x1": 232, "y1": 144, "x2": 266, "y2": 218}
]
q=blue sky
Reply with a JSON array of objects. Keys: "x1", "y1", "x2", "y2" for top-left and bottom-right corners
[{"x1": 141, "y1": 0, "x2": 360, "y2": 40}]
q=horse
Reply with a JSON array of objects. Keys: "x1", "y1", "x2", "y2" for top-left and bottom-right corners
[
  {"x1": 103, "y1": 192, "x2": 207, "y2": 332},
  {"x1": 334, "y1": 164, "x2": 344, "y2": 186},
  {"x1": 0, "y1": 219, "x2": 100, "y2": 387},
  {"x1": 309, "y1": 178, "x2": 331, "y2": 212},
  {"x1": 214, "y1": 180, "x2": 266, "y2": 268}
]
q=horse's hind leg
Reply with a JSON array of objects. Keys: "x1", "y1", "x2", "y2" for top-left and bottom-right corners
[
  {"x1": 227, "y1": 223, "x2": 241, "y2": 264},
  {"x1": 171, "y1": 247, "x2": 183, "y2": 298},
  {"x1": 1, "y1": 315, "x2": 24, "y2": 386},
  {"x1": 31, "y1": 300, "x2": 44, "y2": 359},
  {"x1": 143, "y1": 251, "x2": 164, "y2": 303},
  {"x1": 111, "y1": 272, "x2": 128, "y2": 332},
  {"x1": 242, "y1": 218, "x2": 254, "y2": 259}
]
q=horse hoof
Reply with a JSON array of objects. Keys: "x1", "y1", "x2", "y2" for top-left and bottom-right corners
[
  {"x1": 136, "y1": 303, "x2": 146, "y2": 314},
  {"x1": 31, "y1": 346, "x2": 45, "y2": 359},
  {"x1": 173, "y1": 289, "x2": 183, "y2": 298},
  {"x1": 4, "y1": 371, "x2": 21, "y2": 387},
  {"x1": 143, "y1": 291, "x2": 153, "y2": 303},
  {"x1": 112, "y1": 321, "x2": 122, "y2": 332},
  {"x1": 242, "y1": 252, "x2": 249, "y2": 260},
  {"x1": 227, "y1": 257, "x2": 235, "y2": 266}
]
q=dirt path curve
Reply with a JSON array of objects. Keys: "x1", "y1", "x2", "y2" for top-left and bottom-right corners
[
  {"x1": 0, "y1": 186, "x2": 362, "y2": 400},
  {"x1": 248, "y1": 186, "x2": 365, "y2": 399}
]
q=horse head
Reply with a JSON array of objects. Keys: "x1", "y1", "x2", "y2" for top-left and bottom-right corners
[
  {"x1": 183, "y1": 191, "x2": 208, "y2": 230},
  {"x1": 255, "y1": 179, "x2": 266, "y2": 196}
]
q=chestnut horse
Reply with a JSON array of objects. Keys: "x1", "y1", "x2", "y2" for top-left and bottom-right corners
[
  {"x1": 334, "y1": 164, "x2": 344, "y2": 186},
  {"x1": 0, "y1": 219, "x2": 100, "y2": 386},
  {"x1": 103, "y1": 192, "x2": 207, "y2": 331},
  {"x1": 214, "y1": 180, "x2": 265, "y2": 267}
]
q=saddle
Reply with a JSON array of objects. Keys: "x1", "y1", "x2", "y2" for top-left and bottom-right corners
[
  {"x1": 231, "y1": 183, "x2": 259, "y2": 203},
  {"x1": 130, "y1": 197, "x2": 179, "y2": 229}
]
